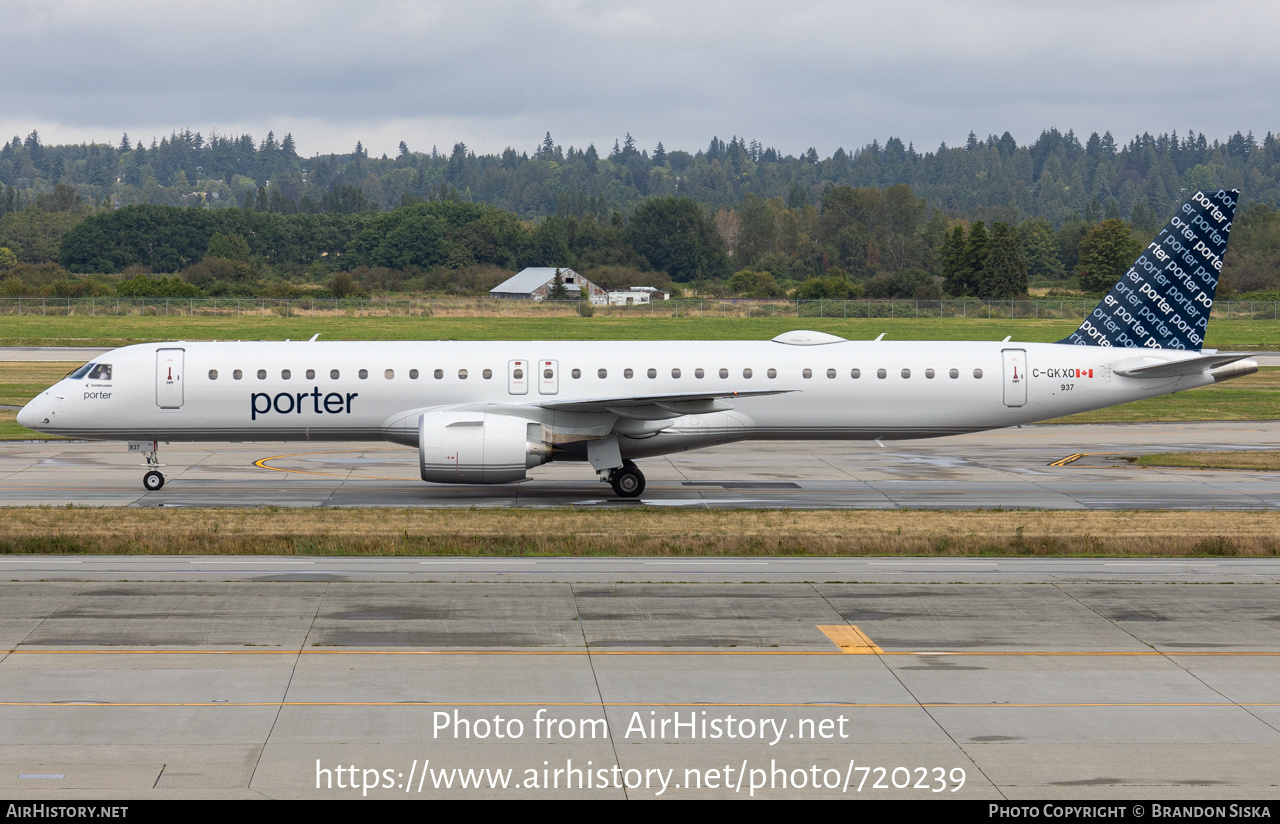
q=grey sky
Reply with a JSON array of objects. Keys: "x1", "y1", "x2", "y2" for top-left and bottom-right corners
[{"x1": 4, "y1": 0, "x2": 1276, "y2": 158}]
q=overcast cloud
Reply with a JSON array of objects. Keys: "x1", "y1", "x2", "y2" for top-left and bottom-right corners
[{"x1": 4, "y1": 0, "x2": 1277, "y2": 157}]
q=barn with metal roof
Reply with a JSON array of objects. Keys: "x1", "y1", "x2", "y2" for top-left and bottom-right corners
[{"x1": 488, "y1": 268, "x2": 608, "y2": 303}]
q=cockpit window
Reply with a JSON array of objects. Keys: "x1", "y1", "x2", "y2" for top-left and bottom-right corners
[
  {"x1": 68, "y1": 363, "x2": 94, "y2": 379},
  {"x1": 87, "y1": 364, "x2": 112, "y2": 380}
]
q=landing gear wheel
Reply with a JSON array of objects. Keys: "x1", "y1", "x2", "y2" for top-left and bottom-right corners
[
  {"x1": 609, "y1": 461, "x2": 645, "y2": 498},
  {"x1": 143, "y1": 470, "x2": 165, "y2": 491}
]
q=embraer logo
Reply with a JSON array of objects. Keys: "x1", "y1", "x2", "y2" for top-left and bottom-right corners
[
  {"x1": 1032, "y1": 368, "x2": 1094, "y2": 379},
  {"x1": 251, "y1": 388, "x2": 358, "y2": 420}
]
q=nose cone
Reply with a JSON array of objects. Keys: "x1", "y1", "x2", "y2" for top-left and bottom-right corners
[{"x1": 16, "y1": 398, "x2": 43, "y2": 431}]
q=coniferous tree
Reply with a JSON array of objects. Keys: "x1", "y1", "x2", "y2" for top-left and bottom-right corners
[
  {"x1": 981, "y1": 223, "x2": 1028, "y2": 298},
  {"x1": 547, "y1": 267, "x2": 568, "y2": 300},
  {"x1": 958, "y1": 221, "x2": 989, "y2": 296},
  {"x1": 941, "y1": 225, "x2": 968, "y2": 295},
  {"x1": 1018, "y1": 218, "x2": 1065, "y2": 281}
]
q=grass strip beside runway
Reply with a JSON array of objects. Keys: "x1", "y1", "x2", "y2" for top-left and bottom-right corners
[
  {"x1": 0, "y1": 315, "x2": 1276, "y2": 349},
  {"x1": 1135, "y1": 451, "x2": 1280, "y2": 471},
  {"x1": 0, "y1": 508, "x2": 1276, "y2": 557}
]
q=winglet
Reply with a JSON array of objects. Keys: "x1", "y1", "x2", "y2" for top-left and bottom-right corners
[{"x1": 1060, "y1": 189, "x2": 1237, "y2": 350}]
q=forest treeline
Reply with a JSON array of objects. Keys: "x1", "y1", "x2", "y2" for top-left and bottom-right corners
[
  {"x1": 1, "y1": 128, "x2": 1279, "y2": 301},
  {"x1": 3, "y1": 127, "x2": 1279, "y2": 224}
]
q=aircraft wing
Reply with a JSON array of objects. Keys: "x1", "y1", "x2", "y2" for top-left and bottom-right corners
[
  {"x1": 1111, "y1": 352, "x2": 1256, "y2": 379},
  {"x1": 537, "y1": 388, "x2": 794, "y2": 419}
]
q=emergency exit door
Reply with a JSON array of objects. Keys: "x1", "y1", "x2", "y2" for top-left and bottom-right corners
[
  {"x1": 508, "y1": 359, "x2": 529, "y2": 395},
  {"x1": 1002, "y1": 348, "x2": 1026, "y2": 407},
  {"x1": 156, "y1": 348, "x2": 184, "y2": 408},
  {"x1": 538, "y1": 359, "x2": 559, "y2": 395}
]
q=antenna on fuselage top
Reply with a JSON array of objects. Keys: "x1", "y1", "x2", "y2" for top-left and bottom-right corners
[
  {"x1": 874, "y1": 333, "x2": 885, "y2": 341},
  {"x1": 310, "y1": 334, "x2": 320, "y2": 341}
]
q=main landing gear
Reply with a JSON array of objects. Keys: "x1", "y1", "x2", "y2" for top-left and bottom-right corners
[
  {"x1": 607, "y1": 460, "x2": 645, "y2": 498},
  {"x1": 138, "y1": 441, "x2": 166, "y2": 491}
]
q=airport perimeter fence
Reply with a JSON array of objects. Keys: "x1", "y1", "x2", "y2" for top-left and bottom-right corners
[{"x1": 1, "y1": 297, "x2": 1279, "y2": 321}]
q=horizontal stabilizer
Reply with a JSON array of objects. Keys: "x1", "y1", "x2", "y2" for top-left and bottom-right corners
[{"x1": 1112, "y1": 351, "x2": 1255, "y2": 379}]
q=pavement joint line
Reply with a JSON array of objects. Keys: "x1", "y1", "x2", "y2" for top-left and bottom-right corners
[
  {"x1": 4, "y1": 701, "x2": 1279, "y2": 708},
  {"x1": 5, "y1": 648, "x2": 1279, "y2": 656}
]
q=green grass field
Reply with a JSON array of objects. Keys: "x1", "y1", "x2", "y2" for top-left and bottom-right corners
[{"x1": 0, "y1": 314, "x2": 1276, "y2": 349}]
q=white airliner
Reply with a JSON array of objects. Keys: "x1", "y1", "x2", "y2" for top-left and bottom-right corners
[{"x1": 18, "y1": 189, "x2": 1256, "y2": 497}]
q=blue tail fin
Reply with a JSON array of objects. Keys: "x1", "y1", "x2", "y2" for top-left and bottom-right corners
[{"x1": 1059, "y1": 189, "x2": 1238, "y2": 349}]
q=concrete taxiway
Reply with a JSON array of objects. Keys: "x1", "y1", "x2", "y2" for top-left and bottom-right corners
[
  {"x1": 2, "y1": 421, "x2": 1279, "y2": 509},
  {"x1": 0, "y1": 560, "x2": 1277, "y2": 799}
]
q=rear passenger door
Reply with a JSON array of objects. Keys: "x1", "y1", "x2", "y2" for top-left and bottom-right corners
[{"x1": 156, "y1": 348, "x2": 184, "y2": 408}]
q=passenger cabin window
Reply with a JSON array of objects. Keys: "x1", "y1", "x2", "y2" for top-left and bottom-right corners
[
  {"x1": 331, "y1": 369, "x2": 340, "y2": 379},
  {"x1": 385, "y1": 369, "x2": 394, "y2": 379},
  {"x1": 306, "y1": 369, "x2": 316, "y2": 379},
  {"x1": 647, "y1": 368, "x2": 657, "y2": 378},
  {"x1": 876, "y1": 368, "x2": 886, "y2": 379},
  {"x1": 483, "y1": 369, "x2": 492, "y2": 380},
  {"x1": 458, "y1": 369, "x2": 468, "y2": 379},
  {"x1": 282, "y1": 369, "x2": 291, "y2": 380},
  {"x1": 571, "y1": 368, "x2": 581, "y2": 379},
  {"x1": 434, "y1": 369, "x2": 444, "y2": 379},
  {"x1": 926, "y1": 369, "x2": 935, "y2": 379},
  {"x1": 257, "y1": 369, "x2": 267, "y2": 380},
  {"x1": 624, "y1": 368, "x2": 633, "y2": 379},
  {"x1": 695, "y1": 368, "x2": 704, "y2": 379},
  {"x1": 949, "y1": 368, "x2": 959, "y2": 379},
  {"x1": 767, "y1": 368, "x2": 776, "y2": 379},
  {"x1": 410, "y1": 369, "x2": 419, "y2": 379},
  {"x1": 598, "y1": 368, "x2": 607, "y2": 379},
  {"x1": 973, "y1": 368, "x2": 983, "y2": 379},
  {"x1": 743, "y1": 368, "x2": 753, "y2": 379},
  {"x1": 802, "y1": 369, "x2": 812, "y2": 379},
  {"x1": 233, "y1": 369, "x2": 243, "y2": 380},
  {"x1": 358, "y1": 369, "x2": 368, "y2": 379},
  {"x1": 719, "y1": 368, "x2": 729, "y2": 379},
  {"x1": 672, "y1": 368, "x2": 681, "y2": 378},
  {"x1": 901, "y1": 369, "x2": 911, "y2": 379},
  {"x1": 827, "y1": 369, "x2": 836, "y2": 379},
  {"x1": 208, "y1": 369, "x2": 218, "y2": 380},
  {"x1": 851, "y1": 368, "x2": 861, "y2": 379}
]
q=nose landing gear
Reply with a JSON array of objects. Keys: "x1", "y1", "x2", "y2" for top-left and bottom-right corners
[{"x1": 134, "y1": 441, "x2": 166, "y2": 491}]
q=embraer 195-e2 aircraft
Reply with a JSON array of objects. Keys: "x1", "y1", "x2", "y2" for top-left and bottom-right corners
[{"x1": 18, "y1": 189, "x2": 1257, "y2": 497}]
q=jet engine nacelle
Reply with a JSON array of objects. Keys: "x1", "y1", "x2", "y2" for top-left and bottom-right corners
[{"x1": 418, "y1": 408, "x2": 551, "y2": 484}]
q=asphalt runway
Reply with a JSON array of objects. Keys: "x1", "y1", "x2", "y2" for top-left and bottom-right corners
[
  {"x1": 1, "y1": 559, "x2": 1278, "y2": 799},
  {"x1": 2, "y1": 421, "x2": 1279, "y2": 509}
]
